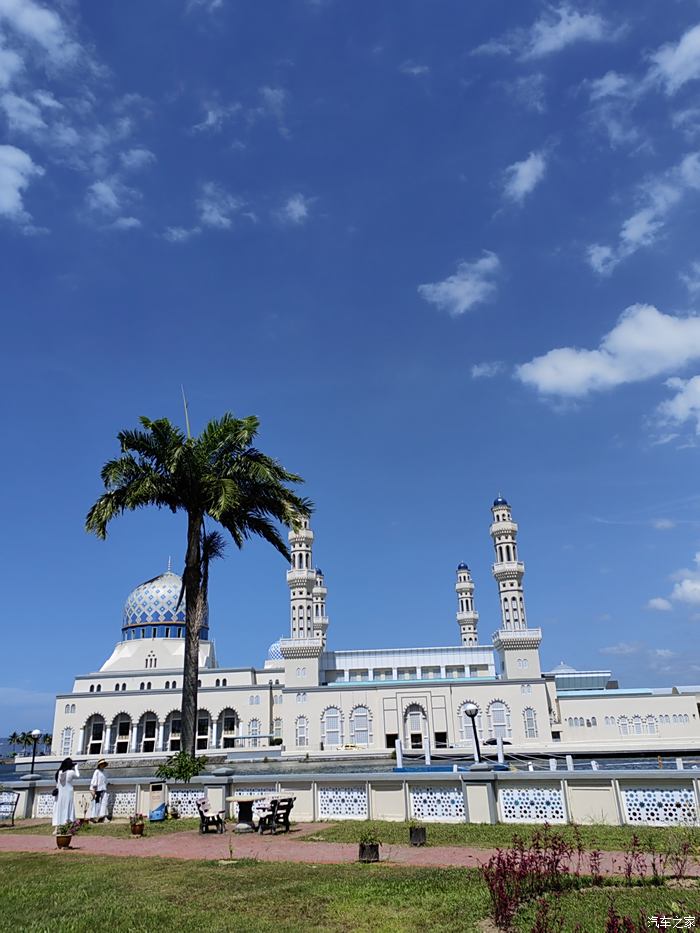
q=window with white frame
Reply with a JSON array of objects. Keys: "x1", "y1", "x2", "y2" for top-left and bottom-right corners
[
  {"x1": 249, "y1": 718, "x2": 260, "y2": 748},
  {"x1": 488, "y1": 701, "x2": 511, "y2": 739},
  {"x1": 295, "y1": 716, "x2": 308, "y2": 747},
  {"x1": 61, "y1": 726, "x2": 73, "y2": 756},
  {"x1": 273, "y1": 718, "x2": 283, "y2": 741},
  {"x1": 619, "y1": 716, "x2": 629, "y2": 736},
  {"x1": 321, "y1": 707, "x2": 343, "y2": 747},
  {"x1": 458, "y1": 702, "x2": 483, "y2": 750},
  {"x1": 523, "y1": 707, "x2": 538, "y2": 738},
  {"x1": 349, "y1": 706, "x2": 371, "y2": 746},
  {"x1": 646, "y1": 715, "x2": 657, "y2": 734}
]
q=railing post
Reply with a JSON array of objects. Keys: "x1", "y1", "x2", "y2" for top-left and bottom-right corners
[
  {"x1": 395, "y1": 738, "x2": 403, "y2": 769},
  {"x1": 496, "y1": 737, "x2": 504, "y2": 764},
  {"x1": 676, "y1": 757, "x2": 684, "y2": 771},
  {"x1": 565, "y1": 754, "x2": 574, "y2": 771},
  {"x1": 549, "y1": 758, "x2": 557, "y2": 771}
]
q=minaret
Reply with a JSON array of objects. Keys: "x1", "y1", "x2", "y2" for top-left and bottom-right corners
[
  {"x1": 286, "y1": 516, "x2": 316, "y2": 638},
  {"x1": 312, "y1": 568, "x2": 329, "y2": 646},
  {"x1": 455, "y1": 563, "x2": 478, "y2": 645},
  {"x1": 281, "y1": 515, "x2": 325, "y2": 690},
  {"x1": 491, "y1": 496, "x2": 526, "y2": 631},
  {"x1": 490, "y1": 496, "x2": 542, "y2": 679}
]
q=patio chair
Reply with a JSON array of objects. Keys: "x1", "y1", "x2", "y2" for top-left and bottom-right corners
[
  {"x1": 257, "y1": 797, "x2": 294, "y2": 835},
  {"x1": 195, "y1": 796, "x2": 226, "y2": 834}
]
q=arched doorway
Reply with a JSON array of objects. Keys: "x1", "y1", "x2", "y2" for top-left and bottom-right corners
[
  {"x1": 83, "y1": 715, "x2": 106, "y2": 756},
  {"x1": 403, "y1": 704, "x2": 427, "y2": 750}
]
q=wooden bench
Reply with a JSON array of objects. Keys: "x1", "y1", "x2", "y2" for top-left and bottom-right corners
[
  {"x1": 0, "y1": 792, "x2": 20, "y2": 827},
  {"x1": 257, "y1": 796, "x2": 294, "y2": 835}
]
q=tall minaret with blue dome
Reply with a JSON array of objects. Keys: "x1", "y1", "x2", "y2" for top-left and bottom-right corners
[
  {"x1": 287, "y1": 516, "x2": 322, "y2": 639},
  {"x1": 489, "y1": 496, "x2": 542, "y2": 679},
  {"x1": 455, "y1": 563, "x2": 479, "y2": 645}
]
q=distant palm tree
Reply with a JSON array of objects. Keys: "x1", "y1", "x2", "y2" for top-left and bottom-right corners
[
  {"x1": 86, "y1": 413, "x2": 311, "y2": 755},
  {"x1": 42, "y1": 733, "x2": 52, "y2": 755},
  {"x1": 18, "y1": 732, "x2": 31, "y2": 758},
  {"x1": 7, "y1": 732, "x2": 19, "y2": 758}
]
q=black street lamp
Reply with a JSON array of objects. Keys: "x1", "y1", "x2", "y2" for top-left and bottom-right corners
[
  {"x1": 463, "y1": 704, "x2": 481, "y2": 764},
  {"x1": 30, "y1": 729, "x2": 42, "y2": 776}
]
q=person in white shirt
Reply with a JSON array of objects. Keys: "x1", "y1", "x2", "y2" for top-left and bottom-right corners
[
  {"x1": 52, "y1": 758, "x2": 80, "y2": 833},
  {"x1": 89, "y1": 759, "x2": 109, "y2": 822}
]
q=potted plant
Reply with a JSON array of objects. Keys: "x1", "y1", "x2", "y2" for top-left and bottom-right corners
[
  {"x1": 56, "y1": 820, "x2": 81, "y2": 849},
  {"x1": 358, "y1": 824, "x2": 381, "y2": 863},
  {"x1": 408, "y1": 819, "x2": 427, "y2": 847},
  {"x1": 130, "y1": 813, "x2": 146, "y2": 836}
]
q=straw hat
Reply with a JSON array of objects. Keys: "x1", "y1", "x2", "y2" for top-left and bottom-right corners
[{"x1": 96, "y1": 758, "x2": 108, "y2": 768}]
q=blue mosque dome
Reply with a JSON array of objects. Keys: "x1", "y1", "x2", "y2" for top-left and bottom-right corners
[
  {"x1": 121, "y1": 570, "x2": 209, "y2": 641},
  {"x1": 493, "y1": 495, "x2": 509, "y2": 507},
  {"x1": 267, "y1": 638, "x2": 284, "y2": 662},
  {"x1": 457, "y1": 562, "x2": 469, "y2": 570}
]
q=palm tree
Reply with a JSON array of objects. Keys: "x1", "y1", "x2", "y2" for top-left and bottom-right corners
[
  {"x1": 18, "y1": 732, "x2": 31, "y2": 758},
  {"x1": 86, "y1": 413, "x2": 311, "y2": 755},
  {"x1": 42, "y1": 733, "x2": 53, "y2": 755},
  {"x1": 7, "y1": 732, "x2": 19, "y2": 759}
]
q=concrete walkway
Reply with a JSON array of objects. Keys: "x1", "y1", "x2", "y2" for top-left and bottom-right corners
[{"x1": 0, "y1": 826, "x2": 698, "y2": 877}]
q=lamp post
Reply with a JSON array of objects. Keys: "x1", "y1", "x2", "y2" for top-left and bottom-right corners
[
  {"x1": 30, "y1": 729, "x2": 42, "y2": 776},
  {"x1": 463, "y1": 704, "x2": 481, "y2": 764}
]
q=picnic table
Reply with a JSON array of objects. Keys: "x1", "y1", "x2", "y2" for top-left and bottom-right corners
[{"x1": 225, "y1": 794, "x2": 288, "y2": 833}]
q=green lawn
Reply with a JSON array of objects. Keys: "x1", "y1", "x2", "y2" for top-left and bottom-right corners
[
  {"x1": 2, "y1": 818, "x2": 201, "y2": 837},
  {"x1": 0, "y1": 854, "x2": 491, "y2": 933},
  {"x1": 304, "y1": 820, "x2": 700, "y2": 853},
  {"x1": 513, "y1": 885, "x2": 700, "y2": 931}
]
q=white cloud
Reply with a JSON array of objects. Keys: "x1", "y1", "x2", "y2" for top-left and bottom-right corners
[
  {"x1": 86, "y1": 178, "x2": 122, "y2": 214},
  {"x1": 516, "y1": 304, "x2": 700, "y2": 398},
  {"x1": 197, "y1": 181, "x2": 242, "y2": 229},
  {"x1": 0, "y1": 39, "x2": 22, "y2": 87},
  {"x1": 658, "y1": 375, "x2": 700, "y2": 435},
  {"x1": 111, "y1": 216, "x2": 141, "y2": 230},
  {"x1": 164, "y1": 225, "x2": 200, "y2": 242},
  {"x1": 600, "y1": 641, "x2": 641, "y2": 656},
  {"x1": 652, "y1": 518, "x2": 676, "y2": 530},
  {"x1": 279, "y1": 193, "x2": 312, "y2": 225},
  {"x1": 647, "y1": 597, "x2": 672, "y2": 611},
  {"x1": 120, "y1": 147, "x2": 155, "y2": 171},
  {"x1": 192, "y1": 101, "x2": 241, "y2": 133},
  {"x1": 474, "y1": 5, "x2": 615, "y2": 60},
  {"x1": 399, "y1": 61, "x2": 429, "y2": 76},
  {"x1": 0, "y1": 143, "x2": 43, "y2": 224},
  {"x1": 0, "y1": 0, "x2": 80, "y2": 65},
  {"x1": 587, "y1": 154, "x2": 700, "y2": 274},
  {"x1": 508, "y1": 74, "x2": 547, "y2": 113},
  {"x1": 0, "y1": 91, "x2": 45, "y2": 132},
  {"x1": 503, "y1": 150, "x2": 547, "y2": 204},
  {"x1": 418, "y1": 251, "x2": 500, "y2": 317},
  {"x1": 650, "y1": 23, "x2": 700, "y2": 95},
  {"x1": 471, "y1": 361, "x2": 505, "y2": 379}
]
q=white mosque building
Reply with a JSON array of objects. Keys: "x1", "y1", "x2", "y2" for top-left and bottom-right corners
[{"x1": 51, "y1": 498, "x2": 700, "y2": 762}]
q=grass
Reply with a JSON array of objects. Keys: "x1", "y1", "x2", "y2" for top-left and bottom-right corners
[
  {"x1": 513, "y1": 884, "x2": 700, "y2": 931},
  {"x1": 2, "y1": 818, "x2": 201, "y2": 837},
  {"x1": 0, "y1": 853, "x2": 491, "y2": 932},
  {"x1": 303, "y1": 820, "x2": 699, "y2": 852}
]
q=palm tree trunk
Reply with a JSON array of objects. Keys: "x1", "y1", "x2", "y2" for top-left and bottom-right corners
[{"x1": 181, "y1": 509, "x2": 203, "y2": 757}]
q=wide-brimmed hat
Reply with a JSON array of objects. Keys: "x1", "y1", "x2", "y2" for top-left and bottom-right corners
[{"x1": 96, "y1": 758, "x2": 108, "y2": 768}]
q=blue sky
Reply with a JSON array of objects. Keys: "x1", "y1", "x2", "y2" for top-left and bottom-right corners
[{"x1": 2, "y1": 0, "x2": 700, "y2": 734}]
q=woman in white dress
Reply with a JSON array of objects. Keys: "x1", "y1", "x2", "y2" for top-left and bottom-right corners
[
  {"x1": 89, "y1": 759, "x2": 109, "y2": 822},
  {"x1": 52, "y1": 758, "x2": 80, "y2": 832}
]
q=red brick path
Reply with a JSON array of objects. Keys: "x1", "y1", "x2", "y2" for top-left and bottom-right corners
[{"x1": 0, "y1": 825, "x2": 698, "y2": 876}]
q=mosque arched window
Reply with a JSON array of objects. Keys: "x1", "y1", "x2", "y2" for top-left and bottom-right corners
[
  {"x1": 218, "y1": 709, "x2": 239, "y2": 749},
  {"x1": 349, "y1": 706, "x2": 372, "y2": 746},
  {"x1": 295, "y1": 716, "x2": 308, "y2": 747},
  {"x1": 89, "y1": 685, "x2": 95, "y2": 693},
  {"x1": 523, "y1": 708, "x2": 538, "y2": 739},
  {"x1": 140, "y1": 683, "x2": 145, "y2": 690},
  {"x1": 403, "y1": 704, "x2": 426, "y2": 750},
  {"x1": 115, "y1": 684, "x2": 120, "y2": 691},
  {"x1": 196, "y1": 711, "x2": 211, "y2": 750},
  {"x1": 249, "y1": 718, "x2": 260, "y2": 748},
  {"x1": 84, "y1": 715, "x2": 106, "y2": 756},
  {"x1": 146, "y1": 682, "x2": 151, "y2": 690},
  {"x1": 96, "y1": 685, "x2": 101, "y2": 693},
  {"x1": 110, "y1": 713, "x2": 132, "y2": 755},
  {"x1": 64, "y1": 704, "x2": 70, "y2": 714},
  {"x1": 215, "y1": 679, "x2": 220, "y2": 687},
  {"x1": 164, "y1": 712, "x2": 181, "y2": 752},
  {"x1": 60, "y1": 727, "x2": 73, "y2": 757},
  {"x1": 273, "y1": 718, "x2": 283, "y2": 741},
  {"x1": 171, "y1": 681, "x2": 176, "y2": 689},
  {"x1": 165, "y1": 681, "x2": 170, "y2": 690},
  {"x1": 487, "y1": 701, "x2": 511, "y2": 739},
  {"x1": 646, "y1": 716, "x2": 657, "y2": 735},
  {"x1": 321, "y1": 707, "x2": 343, "y2": 747},
  {"x1": 222, "y1": 678, "x2": 227, "y2": 687},
  {"x1": 137, "y1": 712, "x2": 158, "y2": 753},
  {"x1": 70, "y1": 704, "x2": 75, "y2": 714},
  {"x1": 618, "y1": 717, "x2": 629, "y2": 736}
]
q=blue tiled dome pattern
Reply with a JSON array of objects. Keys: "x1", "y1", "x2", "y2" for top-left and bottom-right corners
[
  {"x1": 123, "y1": 571, "x2": 189, "y2": 626},
  {"x1": 267, "y1": 638, "x2": 284, "y2": 661}
]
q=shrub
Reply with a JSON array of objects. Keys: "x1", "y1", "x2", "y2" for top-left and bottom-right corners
[{"x1": 155, "y1": 751, "x2": 207, "y2": 783}]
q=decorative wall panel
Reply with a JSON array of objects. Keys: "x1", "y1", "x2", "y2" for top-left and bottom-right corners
[
  {"x1": 499, "y1": 785, "x2": 566, "y2": 823},
  {"x1": 318, "y1": 784, "x2": 368, "y2": 819},
  {"x1": 409, "y1": 785, "x2": 465, "y2": 822},
  {"x1": 622, "y1": 786, "x2": 697, "y2": 826}
]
